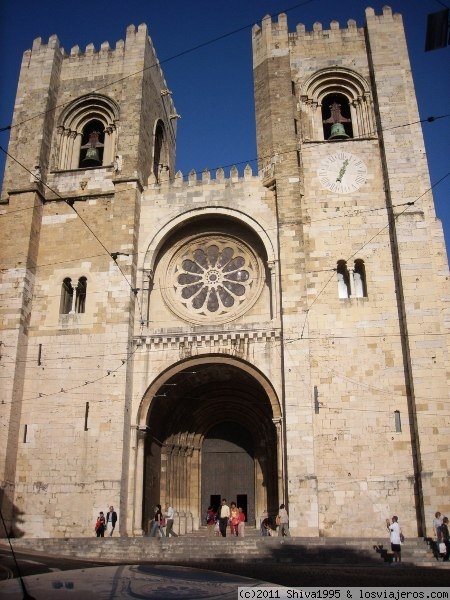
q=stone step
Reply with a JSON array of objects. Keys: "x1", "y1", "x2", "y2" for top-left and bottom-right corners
[{"x1": 2, "y1": 536, "x2": 448, "y2": 568}]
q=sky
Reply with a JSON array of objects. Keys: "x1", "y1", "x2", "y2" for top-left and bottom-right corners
[{"x1": 0, "y1": 0, "x2": 449, "y2": 247}]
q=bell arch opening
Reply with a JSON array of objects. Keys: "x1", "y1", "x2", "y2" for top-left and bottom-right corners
[{"x1": 140, "y1": 360, "x2": 280, "y2": 533}]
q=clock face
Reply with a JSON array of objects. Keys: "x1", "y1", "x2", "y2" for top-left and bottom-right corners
[{"x1": 317, "y1": 152, "x2": 367, "y2": 194}]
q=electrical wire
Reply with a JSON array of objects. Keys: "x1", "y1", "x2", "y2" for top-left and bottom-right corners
[{"x1": 0, "y1": 0, "x2": 317, "y2": 135}]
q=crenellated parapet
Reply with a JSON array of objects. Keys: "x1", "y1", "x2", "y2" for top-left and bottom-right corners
[
  {"x1": 24, "y1": 24, "x2": 172, "y2": 109},
  {"x1": 147, "y1": 164, "x2": 259, "y2": 190},
  {"x1": 253, "y1": 6, "x2": 401, "y2": 67},
  {"x1": 3, "y1": 23, "x2": 177, "y2": 194}
]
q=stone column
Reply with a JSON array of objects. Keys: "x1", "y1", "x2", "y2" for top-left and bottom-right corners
[
  {"x1": 133, "y1": 428, "x2": 146, "y2": 535},
  {"x1": 143, "y1": 269, "x2": 154, "y2": 325},
  {"x1": 348, "y1": 267, "x2": 356, "y2": 298},
  {"x1": 273, "y1": 417, "x2": 284, "y2": 504},
  {"x1": 268, "y1": 260, "x2": 278, "y2": 320}
]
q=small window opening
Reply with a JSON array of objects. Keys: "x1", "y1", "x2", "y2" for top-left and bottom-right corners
[
  {"x1": 322, "y1": 93, "x2": 353, "y2": 140},
  {"x1": 291, "y1": 80, "x2": 296, "y2": 96},
  {"x1": 153, "y1": 122, "x2": 165, "y2": 181},
  {"x1": 394, "y1": 410, "x2": 402, "y2": 433},
  {"x1": 75, "y1": 277, "x2": 87, "y2": 313},
  {"x1": 353, "y1": 259, "x2": 367, "y2": 298},
  {"x1": 337, "y1": 260, "x2": 350, "y2": 298},
  {"x1": 84, "y1": 402, "x2": 90, "y2": 431},
  {"x1": 60, "y1": 278, "x2": 74, "y2": 314},
  {"x1": 79, "y1": 119, "x2": 105, "y2": 167}
]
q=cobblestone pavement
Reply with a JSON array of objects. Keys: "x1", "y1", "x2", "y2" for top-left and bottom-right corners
[{"x1": 175, "y1": 560, "x2": 450, "y2": 587}]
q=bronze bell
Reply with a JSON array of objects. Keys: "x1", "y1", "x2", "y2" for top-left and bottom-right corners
[
  {"x1": 81, "y1": 146, "x2": 101, "y2": 167},
  {"x1": 328, "y1": 122, "x2": 350, "y2": 140},
  {"x1": 80, "y1": 130, "x2": 103, "y2": 167}
]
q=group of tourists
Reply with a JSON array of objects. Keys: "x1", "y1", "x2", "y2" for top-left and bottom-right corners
[
  {"x1": 207, "y1": 499, "x2": 246, "y2": 537},
  {"x1": 260, "y1": 504, "x2": 290, "y2": 537},
  {"x1": 94, "y1": 506, "x2": 117, "y2": 537},
  {"x1": 149, "y1": 503, "x2": 179, "y2": 538},
  {"x1": 433, "y1": 511, "x2": 450, "y2": 561}
]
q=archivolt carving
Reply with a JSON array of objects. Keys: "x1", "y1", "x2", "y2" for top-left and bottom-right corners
[
  {"x1": 299, "y1": 67, "x2": 374, "y2": 140},
  {"x1": 56, "y1": 94, "x2": 119, "y2": 169}
]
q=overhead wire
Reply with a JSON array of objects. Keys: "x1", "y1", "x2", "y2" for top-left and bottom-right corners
[
  {"x1": 0, "y1": 145, "x2": 145, "y2": 325},
  {"x1": 0, "y1": 0, "x2": 318, "y2": 135},
  {"x1": 298, "y1": 170, "x2": 450, "y2": 339},
  {"x1": 0, "y1": 2, "x2": 448, "y2": 423}
]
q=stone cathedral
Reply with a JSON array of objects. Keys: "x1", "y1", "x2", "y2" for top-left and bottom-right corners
[{"x1": 0, "y1": 6, "x2": 448, "y2": 539}]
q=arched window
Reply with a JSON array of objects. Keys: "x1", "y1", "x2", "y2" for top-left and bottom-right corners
[
  {"x1": 79, "y1": 120, "x2": 104, "y2": 168},
  {"x1": 59, "y1": 276, "x2": 87, "y2": 314},
  {"x1": 60, "y1": 278, "x2": 74, "y2": 314},
  {"x1": 336, "y1": 259, "x2": 368, "y2": 299},
  {"x1": 353, "y1": 259, "x2": 367, "y2": 298},
  {"x1": 299, "y1": 68, "x2": 374, "y2": 141},
  {"x1": 322, "y1": 93, "x2": 353, "y2": 140},
  {"x1": 56, "y1": 94, "x2": 119, "y2": 170},
  {"x1": 337, "y1": 260, "x2": 350, "y2": 298},
  {"x1": 75, "y1": 277, "x2": 87, "y2": 313},
  {"x1": 153, "y1": 120, "x2": 169, "y2": 182}
]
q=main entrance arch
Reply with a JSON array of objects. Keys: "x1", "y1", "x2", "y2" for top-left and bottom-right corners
[{"x1": 137, "y1": 357, "x2": 281, "y2": 533}]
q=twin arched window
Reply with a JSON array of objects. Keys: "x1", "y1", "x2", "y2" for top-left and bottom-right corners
[
  {"x1": 60, "y1": 277, "x2": 87, "y2": 314},
  {"x1": 337, "y1": 260, "x2": 367, "y2": 299}
]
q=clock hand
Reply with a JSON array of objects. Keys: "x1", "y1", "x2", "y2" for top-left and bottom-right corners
[{"x1": 336, "y1": 159, "x2": 349, "y2": 183}]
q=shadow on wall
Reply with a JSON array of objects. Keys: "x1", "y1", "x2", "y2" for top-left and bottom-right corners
[{"x1": 0, "y1": 489, "x2": 25, "y2": 538}]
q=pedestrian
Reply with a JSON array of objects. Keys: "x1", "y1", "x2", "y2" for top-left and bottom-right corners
[
  {"x1": 206, "y1": 506, "x2": 215, "y2": 535},
  {"x1": 277, "y1": 503, "x2": 290, "y2": 537},
  {"x1": 165, "y1": 503, "x2": 179, "y2": 537},
  {"x1": 433, "y1": 511, "x2": 443, "y2": 542},
  {"x1": 149, "y1": 504, "x2": 166, "y2": 538},
  {"x1": 230, "y1": 502, "x2": 239, "y2": 536},
  {"x1": 95, "y1": 511, "x2": 106, "y2": 537},
  {"x1": 218, "y1": 498, "x2": 230, "y2": 537},
  {"x1": 260, "y1": 518, "x2": 272, "y2": 536},
  {"x1": 386, "y1": 516, "x2": 403, "y2": 564},
  {"x1": 441, "y1": 516, "x2": 450, "y2": 561},
  {"x1": 238, "y1": 507, "x2": 246, "y2": 537},
  {"x1": 106, "y1": 505, "x2": 117, "y2": 536}
]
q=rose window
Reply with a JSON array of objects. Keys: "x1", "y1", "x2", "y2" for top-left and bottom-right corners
[{"x1": 163, "y1": 236, "x2": 263, "y2": 324}]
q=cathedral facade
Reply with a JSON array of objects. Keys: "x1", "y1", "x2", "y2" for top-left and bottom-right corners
[{"x1": 0, "y1": 7, "x2": 448, "y2": 538}]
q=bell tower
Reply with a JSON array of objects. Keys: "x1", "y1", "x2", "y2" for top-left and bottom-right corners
[
  {"x1": 0, "y1": 24, "x2": 177, "y2": 534},
  {"x1": 252, "y1": 7, "x2": 449, "y2": 536}
]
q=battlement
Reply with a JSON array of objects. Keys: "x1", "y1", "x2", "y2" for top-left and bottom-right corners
[
  {"x1": 148, "y1": 164, "x2": 263, "y2": 190},
  {"x1": 23, "y1": 24, "x2": 169, "y2": 93},
  {"x1": 18, "y1": 23, "x2": 175, "y2": 123},
  {"x1": 252, "y1": 6, "x2": 401, "y2": 59},
  {"x1": 26, "y1": 23, "x2": 150, "y2": 58}
]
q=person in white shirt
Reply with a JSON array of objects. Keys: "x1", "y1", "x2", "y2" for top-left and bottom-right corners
[
  {"x1": 219, "y1": 498, "x2": 230, "y2": 537},
  {"x1": 165, "y1": 504, "x2": 178, "y2": 537},
  {"x1": 386, "y1": 515, "x2": 402, "y2": 563}
]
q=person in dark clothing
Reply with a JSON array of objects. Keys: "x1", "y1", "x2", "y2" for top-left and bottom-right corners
[
  {"x1": 149, "y1": 504, "x2": 166, "y2": 538},
  {"x1": 95, "y1": 511, "x2": 106, "y2": 537},
  {"x1": 106, "y1": 505, "x2": 117, "y2": 536},
  {"x1": 441, "y1": 516, "x2": 450, "y2": 561}
]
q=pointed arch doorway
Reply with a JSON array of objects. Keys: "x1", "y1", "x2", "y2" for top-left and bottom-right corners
[{"x1": 137, "y1": 357, "x2": 281, "y2": 533}]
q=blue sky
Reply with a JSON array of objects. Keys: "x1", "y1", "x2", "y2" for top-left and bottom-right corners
[{"x1": 1, "y1": 0, "x2": 449, "y2": 248}]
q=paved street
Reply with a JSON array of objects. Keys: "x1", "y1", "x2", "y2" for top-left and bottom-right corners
[{"x1": 0, "y1": 547, "x2": 449, "y2": 589}]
